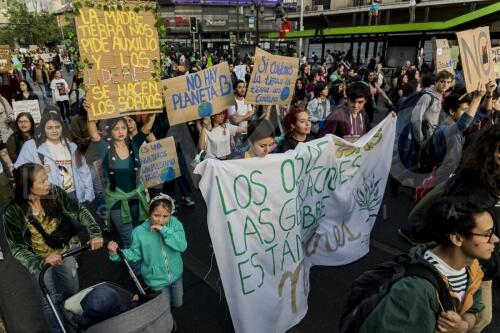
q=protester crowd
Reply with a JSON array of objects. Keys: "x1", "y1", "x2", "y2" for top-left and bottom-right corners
[{"x1": 0, "y1": 42, "x2": 499, "y2": 333}]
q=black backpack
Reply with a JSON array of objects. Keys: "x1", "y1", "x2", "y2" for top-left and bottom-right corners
[{"x1": 339, "y1": 254, "x2": 454, "y2": 333}]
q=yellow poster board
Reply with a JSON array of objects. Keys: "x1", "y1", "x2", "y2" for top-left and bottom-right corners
[{"x1": 75, "y1": 2, "x2": 162, "y2": 120}]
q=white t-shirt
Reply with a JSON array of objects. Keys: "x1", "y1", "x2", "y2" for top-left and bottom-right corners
[
  {"x1": 409, "y1": 0, "x2": 416, "y2": 6},
  {"x1": 50, "y1": 79, "x2": 69, "y2": 102},
  {"x1": 47, "y1": 141, "x2": 75, "y2": 192},
  {"x1": 205, "y1": 123, "x2": 238, "y2": 158},
  {"x1": 228, "y1": 98, "x2": 252, "y2": 128},
  {"x1": 424, "y1": 250, "x2": 468, "y2": 302}
]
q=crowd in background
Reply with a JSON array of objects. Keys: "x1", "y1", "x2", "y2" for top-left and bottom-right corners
[{"x1": 0, "y1": 43, "x2": 499, "y2": 333}]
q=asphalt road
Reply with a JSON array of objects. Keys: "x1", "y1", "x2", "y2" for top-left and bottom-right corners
[{"x1": 0, "y1": 71, "x2": 498, "y2": 333}]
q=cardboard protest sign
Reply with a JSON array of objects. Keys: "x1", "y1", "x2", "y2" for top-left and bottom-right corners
[
  {"x1": 139, "y1": 137, "x2": 180, "y2": 188},
  {"x1": 162, "y1": 62, "x2": 235, "y2": 125},
  {"x1": 12, "y1": 100, "x2": 42, "y2": 124},
  {"x1": 456, "y1": 27, "x2": 495, "y2": 93},
  {"x1": 0, "y1": 45, "x2": 11, "y2": 73},
  {"x1": 75, "y1": 2, "x2": 162, "y2": 120},
  {"x1": 195, "y1": 115, "x2": 395, "y2": 333},
  {"x1": 432, "y1": 38, "x2": 453, "y2": 74},
  {"x1": 493, "y1": 47, "x2": 500, "y2": 79},
  {"x1": 246, "y1": 48, "x2": 299, "y2": 105}
]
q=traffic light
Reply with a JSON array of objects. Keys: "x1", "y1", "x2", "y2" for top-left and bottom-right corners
[{"x1": 190, "y1": 17, "x2": 197, "y2": 33}]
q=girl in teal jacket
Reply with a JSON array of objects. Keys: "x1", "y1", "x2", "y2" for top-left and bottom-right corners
[{"x1": 108, "y1": 193, "x2": 187, "y2": 310}]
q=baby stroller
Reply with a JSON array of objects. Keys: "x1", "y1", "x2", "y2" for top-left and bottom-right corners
[{"x1": 39, "y1": 244, "x2": 174, "y2": 333}]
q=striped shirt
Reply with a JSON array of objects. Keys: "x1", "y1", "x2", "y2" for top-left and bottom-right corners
[{"x1": 424, "y1": 250, "x2": 468, "y2": 302}]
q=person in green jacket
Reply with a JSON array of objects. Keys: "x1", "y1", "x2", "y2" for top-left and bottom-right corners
[
  {"x1": 360, "y1": 196, "x2": 497, "y2": 333},
  {"x1": 3, "y1": 163, "x2": 103, "y2": 333},
  {"x1": 107, "y1": 193, "x2": 187, "y2": 311}
]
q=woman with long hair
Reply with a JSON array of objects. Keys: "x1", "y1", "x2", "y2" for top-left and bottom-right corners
[
  {"x1": 277, "y1": 108, "x2": 314, "y2": 153},
  {"x1": 87, "y1": 111, "x2": 156, "y2": 251},
  {"x1": 198, "y1": 112, "x2": 246, "y2": 160},
  {"x1": 6, "y1": 112, "x2": 35, "y2": 162},
  {"x1": 307, "y1": 82, "x2": 331, "y2": 136},
  {"x1": 3, "y1": 163, "x2": 103, "y2": 333},
  {"x1": 291, "y1": 78, "x2": 307, "y2": 108},
  {"x1": 14, "y1": 110, "x2": 94, "y2": 202},
  {"x1": 13, "y1": 80, "x2": 39, "y2": 101}
]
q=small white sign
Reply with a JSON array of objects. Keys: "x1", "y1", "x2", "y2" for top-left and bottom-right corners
[{"x1": 12, "y1": 100, "x2": 41, "y2": 123}]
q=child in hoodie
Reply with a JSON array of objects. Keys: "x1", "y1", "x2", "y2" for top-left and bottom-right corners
[{"x1": 108, "y1": 193, "x2": 187, "y2": 311}]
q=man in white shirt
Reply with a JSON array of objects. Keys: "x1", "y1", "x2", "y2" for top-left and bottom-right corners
[{"x1": 228, "y1": 80, "x2": 255, "y2": 146}]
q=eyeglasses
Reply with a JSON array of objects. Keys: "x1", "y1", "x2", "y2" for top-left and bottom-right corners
[{"x1": 464, "y1": 226, "x2": 497, "y2": 243}]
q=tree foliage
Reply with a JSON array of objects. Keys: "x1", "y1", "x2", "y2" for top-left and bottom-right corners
[{"x1": 0, "y1": 1, "x2": 62, "y2": 46}]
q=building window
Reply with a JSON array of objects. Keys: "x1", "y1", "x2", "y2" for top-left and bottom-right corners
[{"x1": 313, "y1": 0, "x2": 330, "y2": 10}]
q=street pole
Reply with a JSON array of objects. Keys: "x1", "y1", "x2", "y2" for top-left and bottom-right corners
[
  {"x1": 236, "y1": 0, "x2": 240, "y2": 47},
  {"x1": 192, "y1": 32, "x2": 195, "y2": 55},
  {"x1": 298, "y1": 0, "x2": 304, "y2": 57},
  {"x1": 255, "y1": 2, "x2": 260, "y2": 46}
]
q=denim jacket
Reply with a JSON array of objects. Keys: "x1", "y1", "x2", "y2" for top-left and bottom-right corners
[{"x1": 14, "y1": 139, "x2": 94, "y2": 202}]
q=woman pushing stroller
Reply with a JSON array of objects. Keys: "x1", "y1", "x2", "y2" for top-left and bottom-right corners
[
  {"x1": 3, "y1": 163, "x2": 103, "y2": 333},
  {"x1": 107, "y1": 193, "x2": 187, "y2": 331}
]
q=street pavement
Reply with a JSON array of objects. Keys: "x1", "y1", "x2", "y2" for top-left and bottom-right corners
[{"x1": 0, "y1": 72, "x2": 498, "y2": 332}]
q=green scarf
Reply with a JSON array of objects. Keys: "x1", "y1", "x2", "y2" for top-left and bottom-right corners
[{"x1": 104, "y1": 183, "x2": 149, "y2": 225}]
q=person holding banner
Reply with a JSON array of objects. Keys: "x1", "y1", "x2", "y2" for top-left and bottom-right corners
[
  {"x1": 319, "y1": 81, "x2": 372, "y2": 141},
  {"x1": 6, "y1": 112, "x2": 34, "y2": 162},
  {"x1": 87, "y1": 113, "x2": 156, "y2": 254},
  {"x1": 277, "y1": 108, "x2": 314, "y2": 153},
  {"x1": 13, "y1": 80, "x2": 38, "y2": 101},
  {"x1": 232, "y1": 118, "x2": 276, "y2": 159},
  {"x1": 198, "y1": 113, "x2": 246, "y2": 160}
]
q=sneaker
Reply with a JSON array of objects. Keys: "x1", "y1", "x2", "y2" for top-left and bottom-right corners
[
  {"x1": 181, "y1": 196, "x2": 195, "y2": 207},
  {"x1": 0, "y1": 246, "x2": 4, "y2": 261},
  {"x1": 398, "y1": 228, "x2": 421, "y2": 245}
]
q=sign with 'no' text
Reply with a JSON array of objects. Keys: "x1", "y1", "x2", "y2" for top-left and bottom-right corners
[
  {"x1": 75, "y1": 2, "x2": 162, "y2": 120},
  {"x1": 162, "y1": 62, "x2": 235, "y2": 125},
  {"x1": 246, "y1": 48, "x2": 299, "y2": 105},
  {"x1": 456, "y1": 26, "x2": 495, "y2": 93}
]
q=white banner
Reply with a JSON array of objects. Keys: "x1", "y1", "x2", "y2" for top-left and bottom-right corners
[{"x1": 195, "y1": 115, "x2": 396, "y2": 333}]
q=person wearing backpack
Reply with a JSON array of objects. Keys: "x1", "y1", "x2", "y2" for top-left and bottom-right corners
[
  {"x1": 348, "y1": 196, "x2": 497, "y2": 333},
  {"x1": 411, "y1": 70, "x2": 454, "y2": 145}
]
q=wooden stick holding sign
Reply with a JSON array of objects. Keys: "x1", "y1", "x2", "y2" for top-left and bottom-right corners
[
  {"x1": 456, "y1": 26, "x2": 495, "y2": 93},
  {"x1": 139, "y1": 137, "x2": 180, "y2": 189},
  {"x1": 246, "y1": 48, "x2": 299, "y2": 105}
]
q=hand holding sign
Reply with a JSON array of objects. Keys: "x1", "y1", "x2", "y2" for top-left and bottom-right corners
[{"x1": 456, "y1": 26, "x2": 495, "y2": 93}]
